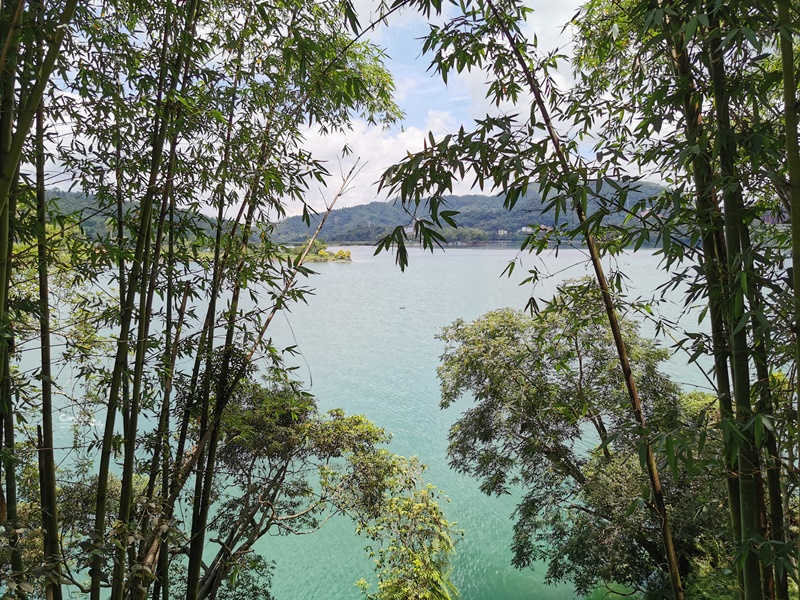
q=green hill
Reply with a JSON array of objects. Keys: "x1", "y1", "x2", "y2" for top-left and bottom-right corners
[
  {"x1": 44, "y1": 188, "x2": 230, "y2": 243},
  {"x1": 44, "y1": 181, "x2": 667, "y2": 247},
  {"x1": 273, "y1": 181, "x2": 666, "y2": 244}
]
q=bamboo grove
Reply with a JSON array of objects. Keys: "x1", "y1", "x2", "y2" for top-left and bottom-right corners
[
  {"x1": 0, "y1": 1, "x2": 461, "y2": 599},
  {"x1": 377, "y1": 0, "x2": 800, "y2": 598},
  {"x1": 3, "y1": 0, "x2": 800, "y2": 599}
]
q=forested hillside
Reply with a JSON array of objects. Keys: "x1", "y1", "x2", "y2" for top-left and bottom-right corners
[
  {"x1": 52, "y1": 182, "x2": 667, "y2": 246},
  {"x1": 45, "y1": 189, "x2": 230, "y2": 242},
  {"x1": 274, "y1": 181, "x2": 666, "y2": 243}
]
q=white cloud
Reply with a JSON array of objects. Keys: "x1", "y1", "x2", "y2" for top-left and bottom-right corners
[
  {"x1": 288, "y1": 0, "x2": 587, "y2": 216},
  {"x1": 295, "y1": 108, "x2": 482, "y2": 215},
  {"x1": 424, "y1": 109, "x2": 457, "y2": 134},
  {"x1": 393, "y1": 75, "x2": 420, "y2": 103},
  {"x1": 523, "y1": 0, "x2": 582, "y2": 55}
]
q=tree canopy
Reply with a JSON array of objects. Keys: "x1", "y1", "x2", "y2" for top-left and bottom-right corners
[
  {"x1": 2, "y1": 0, "x2": 800, "y2": 598},
  {"x1": 437, "y1": 280, "x2": 733, "y2": 597},
  {"x1": 0, "y1": 0, "x2": 457, "y2": 599},
  {"x1": 375, "y1": 0, "x2": 800, "y2": 598}
]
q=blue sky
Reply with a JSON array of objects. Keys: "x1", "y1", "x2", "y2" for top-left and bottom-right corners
[{"x1": 299, "y1": 0, "x2": 584, "y2": 212}]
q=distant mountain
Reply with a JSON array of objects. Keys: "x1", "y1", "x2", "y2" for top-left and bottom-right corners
[
  {"x1": 45, "y1": 189, "x2": 132, "y2": 238},
  {"x1": 273, "y1": 182, "x2": 667, "y2": 244},
  {"x1": 44, "y1": 181, "x2": 667, "y2": 247},
  {"x1": 44, "y1": 189, "x2": 226, "y2": 242}
]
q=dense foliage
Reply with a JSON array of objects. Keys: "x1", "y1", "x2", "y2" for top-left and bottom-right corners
[
  {"x1": 2, "y1": 0, "x2": 800, "y2": 598},
  {"x1": 273, "y1": 184, "x2": 666, "y2": 244},
  {"x1": 0, "y1": 1, "x2": 459, "y2": 599},
  {"x1": 437, "y1": 280, "x2": 734, "y2": 597},
  {"x1": 374, "y1": 0, "x2": 800, "y2": 598}
]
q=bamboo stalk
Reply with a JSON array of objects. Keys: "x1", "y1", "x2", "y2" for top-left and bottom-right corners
[
  {"x1": 0, "y1": 0, "x2": 22, "y2": 580},
  {"x1": 777, "y1": 2, "x2": 800, "y2": 591},
  {"x1": 483, "y1": 1, "x2": 685, "y2": 596},
  {"x1": 93, "y1": 0, "x2": 179, "y2": 595},
  {"x1": 666, "y1": 24, "x2": 743, "y2": 596},
  {"x1": 147, "y1": 167, "x2": 356, "y2": 593},
  {"x1": 36, "y1": 44, "x2": 63, "y2": 598},
  {"x1": 184, "y1": 27, "x2": 253, "y2": 596},
  {"x1": 706, "y1": 25, "x2": 763, "y2": 598}
]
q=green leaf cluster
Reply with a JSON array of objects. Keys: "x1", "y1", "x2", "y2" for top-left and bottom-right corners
[{"x1": 437, "y1": 280, "x2": 731, "y2": 597}]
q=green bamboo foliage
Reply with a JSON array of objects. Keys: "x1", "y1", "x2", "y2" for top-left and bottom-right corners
[
  {"x1": 706, "y1": 26, "x2": 763, "y2": 597},
  {"x1": 375, "y1": 0, "x2": 800, "y2": 597},
  {"x1": 376, "y1": 0, "x2": 688, "y2": 595},
  {"x1": 108, "y1": 0, "x2": 205, "y2": 594},
  {"x1": 91, "y1": 0, "x2": 194, "y2": 593},
  {"x1": 778, "y1": 3, "x2": 800, "y2": 593},
  {"x1": 1, "y1": 2, "x2": 78, "y2": 595},
  {"x1": 0, "y1": 0, "x2": 457, "y2": 596},
  {"x1": 570, "y1": 1, "x2": 799, "y2": 596},
  {"x1": 12, "y1": 0, "x2": 800, "y2": 596},
  {"x1": 488, "y1": 3, "x2": 685, "y2": 594},
  {"x1": 0, "y1": 0, "x2": 418, "y2": 597},
  {"x1": 662, "y1": 16, "x2": 743, "y2": 581},
  {"x1": 0, "y1": 0, "x2": 78, "y2": 212}
]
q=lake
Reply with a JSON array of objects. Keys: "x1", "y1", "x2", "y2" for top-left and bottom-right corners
[{"x1": 258, "y1": 245, "x2": 709, "y2": 600}]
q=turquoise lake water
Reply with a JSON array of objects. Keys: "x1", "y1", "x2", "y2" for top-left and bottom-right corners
[{"x1": 255, "y1": 245, "x2": 710, "y2": 600}]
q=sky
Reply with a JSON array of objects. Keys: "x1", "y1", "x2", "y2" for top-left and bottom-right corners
[{"x1": 297, "y1": 0, "x2": 585, "y2": 213}]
